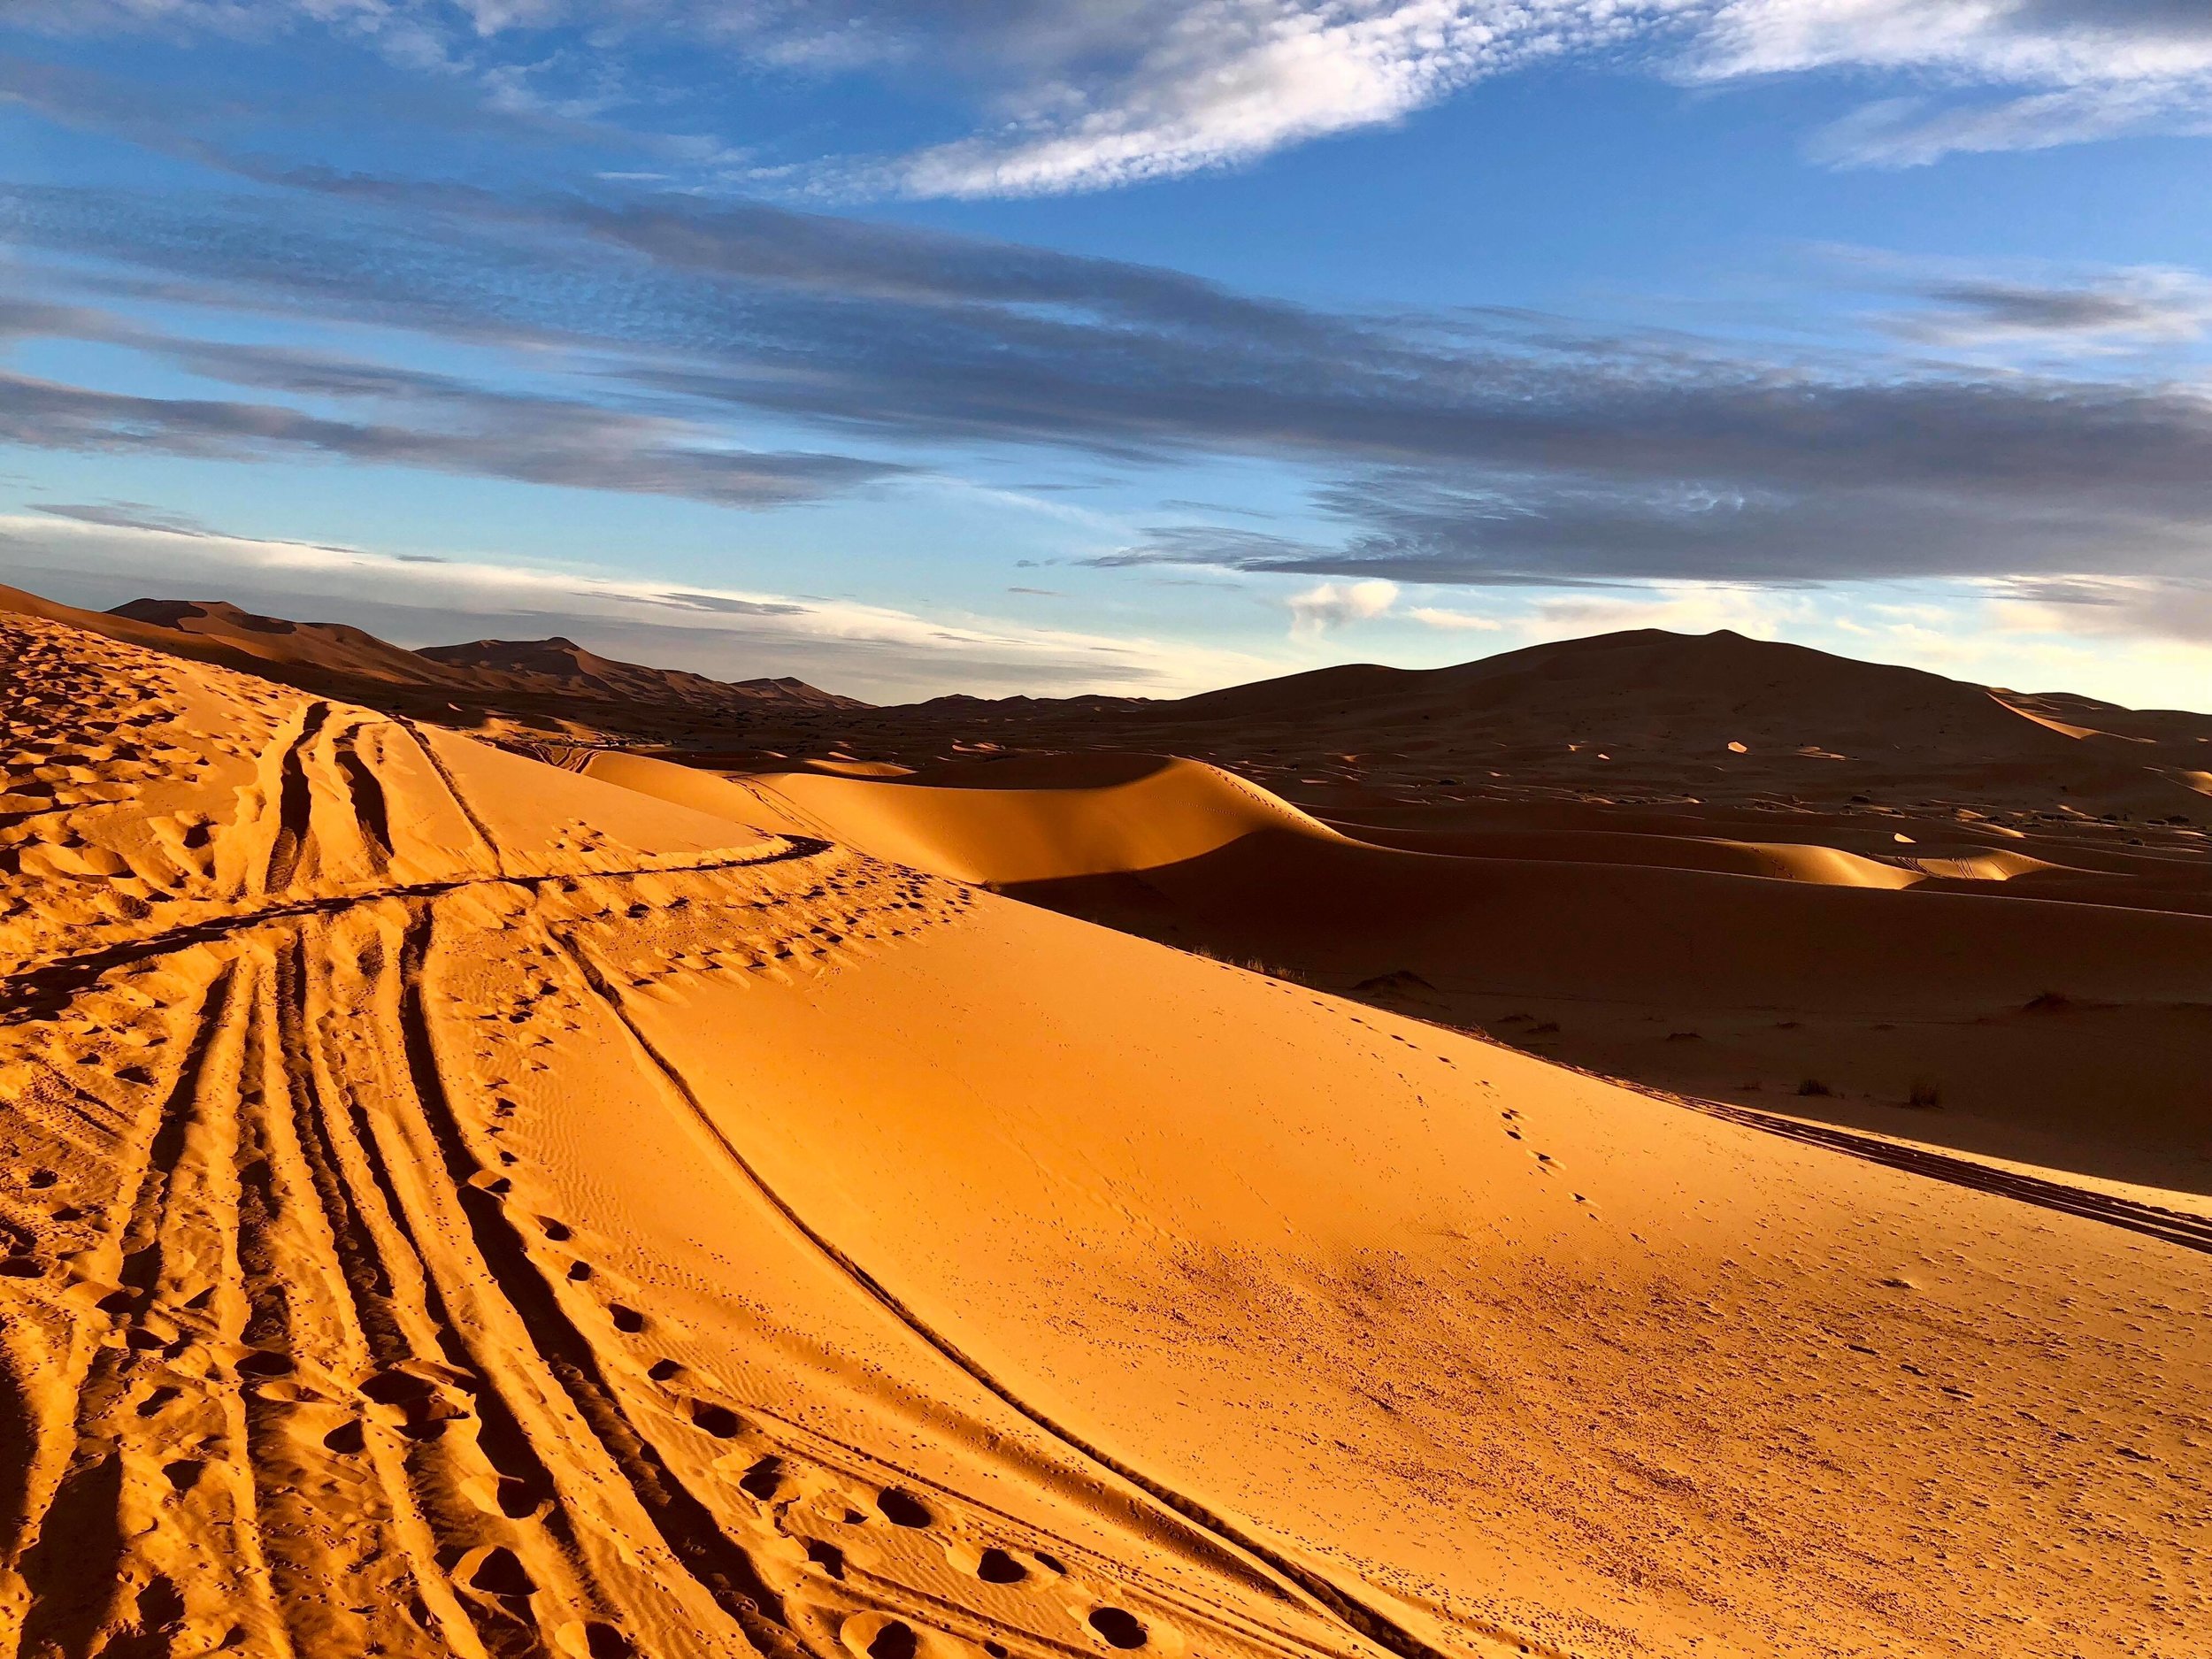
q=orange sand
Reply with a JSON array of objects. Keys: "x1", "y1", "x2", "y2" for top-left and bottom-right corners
[{"x1": 0, "y1": 610, "x2": 2207, "y2": 1659}]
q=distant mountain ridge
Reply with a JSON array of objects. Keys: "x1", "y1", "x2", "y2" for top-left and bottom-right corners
[
  {"x1": 7, "y1": 580, "x2": 2209, "y2": 815},
  {"x1": 106, "y1": 599, "x2": 486, "y2": 688},
  {"x1": 417, "y1": 634, "x2": 856, "y2": 710},
  {"x1": 0, "y1": 587, "x2": 863, "y2": 713},
  {"x1": 831, "y1": 626, "x2": 2212, "y2": 818}
]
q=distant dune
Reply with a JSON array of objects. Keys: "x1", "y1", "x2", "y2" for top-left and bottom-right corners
[{"x1": 4, "y1": 588, "x2": 2210, "y2": 1656}]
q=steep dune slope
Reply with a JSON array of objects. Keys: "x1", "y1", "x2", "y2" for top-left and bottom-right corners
[{"x1": 2, "y1": 613, "x2": 2208, "y2": 1658}]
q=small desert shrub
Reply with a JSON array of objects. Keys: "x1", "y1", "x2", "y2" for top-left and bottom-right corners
[
  {"x1": 1796, "y1": 1078, "x2": 1832, "y2": 1098},
  {"x1": 1907, "y1": 1079, "x2": 1943, "y2": 1110}
]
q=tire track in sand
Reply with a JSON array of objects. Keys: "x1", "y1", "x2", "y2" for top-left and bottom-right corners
[
  {"x1": 1683, "y1": 1096, "x2": 2212, "y2": 1256},
  {"x1": 549, "y1": 933, "x2": 1500, "y2": 1659}
]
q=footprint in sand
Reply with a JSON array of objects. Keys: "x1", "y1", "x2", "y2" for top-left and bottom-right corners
[
  {"x1": 457, "y1": 1542, "x2": 535, "y2": 1601},
  {"x1": 737, "y1": 1455, "x2": 807, "y2": 1503},
  {"x1": 556, "y1": 1619, "x2": 634, "y2": 1658},
  {"x1": 1086, "y1": 1608, "x2": 1149, "y2": 1650},
  {"x1": 945, "y1": 1542, "x2": 1033, "y2": 1586},
  {"x1": 690, "y1": 1399, "x2": 744, "y2": 1439},
  {"x1": 162, "y1": 1458, "x2": 204, "y2": 1493},
  {"x1": 841, "y1": 1614, "x2": 922, "y2": 1659},
  {"x1": 875, "y1": 1487, "x2": 933, "y2": 1528}
]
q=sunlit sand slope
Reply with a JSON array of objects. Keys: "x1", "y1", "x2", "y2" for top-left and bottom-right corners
[
  {"x1": 0, "y1": 618, "x2": 1386, "y2": 1659},
  {"x1": 1, "y1": 615, "x2": 2206, "y2": 1659}
]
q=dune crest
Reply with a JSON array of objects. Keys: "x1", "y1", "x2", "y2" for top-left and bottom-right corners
[{"x1": 584, "y1": 750, "x2": 1341, "y2": 885}]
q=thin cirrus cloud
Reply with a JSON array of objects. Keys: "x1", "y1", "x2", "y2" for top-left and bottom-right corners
[
  {"x1": 1690, "y1": 0, "x2": 2212, "y2": 165},
  {"x1": 879, "y1": 0, "x2": 1691, "y2": 199},
  {"x1": 13, "y1": 2, "x2": 2212, "y2": 192}
]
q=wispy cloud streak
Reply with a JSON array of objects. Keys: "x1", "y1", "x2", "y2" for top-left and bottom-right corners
[
  {"x1": 7, "y1": 176, "x2": 2212, "y2": 585},
  {"x1": 14, "y1": 2, "x2": 2212, "y2": 187}
]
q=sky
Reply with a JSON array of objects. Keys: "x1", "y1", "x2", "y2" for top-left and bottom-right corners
[{"x1": 3, "y1": 3, "x2": 2212, "y2": 706}]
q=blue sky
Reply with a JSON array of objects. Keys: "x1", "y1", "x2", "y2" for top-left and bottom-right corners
[{"x1": 4, "y1": 3, "x2": 2212, "y2": 704}]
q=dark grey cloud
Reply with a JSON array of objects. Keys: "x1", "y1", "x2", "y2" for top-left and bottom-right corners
[
  {"x1": 1886, "y1": 271, "x2": 2212, "y2": 346},
  {"x1": 1105, "y1": 469, "x2": 2212, "y2": 588},
  {"x1": 1923, "y1": 280, "x2": 2185, "y2": 334},
  {"x1": 6, "y1": 174, "x2": 2212, "y2": 586},
  {"x1": 0, "y1": 349, "x2": 909, "y2": 508},
  {"x1": 2012, "y1": 0, "x2": 2212, "y2": 41},
  {"x1": 650, "y1": 591, "x2": 810, "y2": 616},
  {"x1": 31, "y1": 499, "x2": 218, "y2": 535}
]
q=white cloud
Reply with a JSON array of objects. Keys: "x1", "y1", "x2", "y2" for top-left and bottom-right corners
[
  {"x1": 1287, "y1": 575, "x2": 1398, "y2": 636},
  {"x1": 1693, "y1": 0, "x2": 2212, "y2": 165},
  {"x1": 891, "y1": 1, "x2": 1691, "y2": 198},
  {"x1": 1988, "y1": 572, "x2": 2212, "y2": 649},
  {"x1": 26, "y1": 2, "x2": 2212, "y2": 191},
  {"x1": 1517, "y1": 580, "x2": 1812, "y2": 641},
  {"x1": 1406, "y1": 603, "x2": 1502, "y2": 630},
  {"x1": 1697, "y1": 1, "x2": 2212, "y2": 88}
]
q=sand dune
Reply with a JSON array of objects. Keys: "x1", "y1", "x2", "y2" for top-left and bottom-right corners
[
  {"x1": 583, "y1": 751, "x2": 1338, "y2": 885},
  {"x1": 646, "y1": 751, "x2": 2212, "y2": 1194},
  {"x1": 4, "y1": 609, "x2": 2211, "y2": 1657}
]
